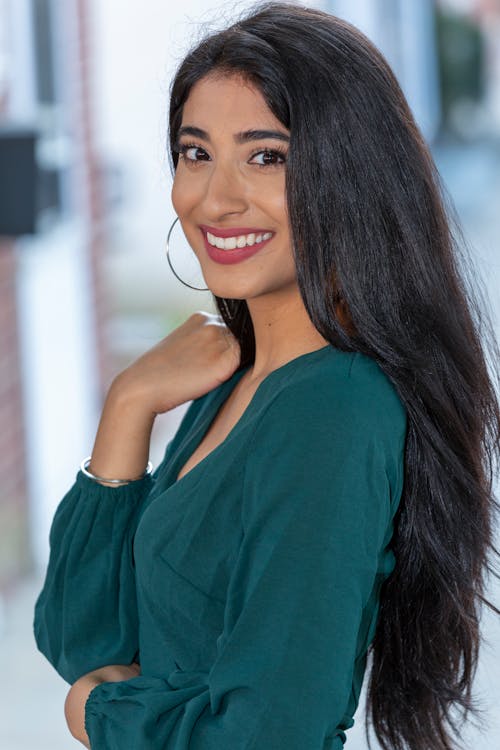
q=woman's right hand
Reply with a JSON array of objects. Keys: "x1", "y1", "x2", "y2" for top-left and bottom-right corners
[
  {"x1": 111, "y1": 311, "x2": 242, "y2": 416},
  {"x1": 86, "y1": 311, "x2": 242, "y2": 485}
]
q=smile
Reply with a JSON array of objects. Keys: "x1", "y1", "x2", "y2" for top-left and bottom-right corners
[
  {"x1": 206, "y1": 230, "x2": 273, "y2": 250},
  {"x1": 199, "y1": 224, "x2": 275, "y2": 265}
]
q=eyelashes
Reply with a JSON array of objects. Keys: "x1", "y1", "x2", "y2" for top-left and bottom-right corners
[
  {"x1": 175, "y1": 143, "x2": 210, "y2": 164},
  {"x1": 250, "y1": 147, "x2": 287, "y2": 167},
  {"x1": 174, "y1": 142, "x2": 287, "y2": 169}
]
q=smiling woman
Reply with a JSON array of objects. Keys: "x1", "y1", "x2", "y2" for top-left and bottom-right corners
[{"x1": 33, "y1": 3, "x2": 500, "y2": 750}]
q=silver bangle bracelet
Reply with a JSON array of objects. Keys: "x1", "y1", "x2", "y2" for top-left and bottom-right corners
[{"x1": 80, "y1": 456, "x2": 153, "y2": 486}]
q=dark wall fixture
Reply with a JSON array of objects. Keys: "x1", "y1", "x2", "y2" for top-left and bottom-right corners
[{"x1": 0, "y1": 126, "x2": 38, "y2": 237}]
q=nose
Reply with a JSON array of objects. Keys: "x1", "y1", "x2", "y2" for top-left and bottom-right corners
[{"x1": 201, "y1": 159, "x2": 248, "y2": 219}]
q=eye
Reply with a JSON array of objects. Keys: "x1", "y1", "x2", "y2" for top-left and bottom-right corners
[
  {"x1": 249, "y1": 148, "x2": 287, "y2": 168},
  {"x1": 177, "y1": 143, "x2": 210, "y2": 164}
]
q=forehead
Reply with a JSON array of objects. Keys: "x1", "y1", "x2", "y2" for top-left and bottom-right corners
[{"x1": 180, "y1": 74, "x2": 284, "y2": 132}]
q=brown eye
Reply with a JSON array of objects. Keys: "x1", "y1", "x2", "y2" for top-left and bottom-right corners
[
  {"x1": 179, "y1": 144, "x2": 210, "y2": 162},
  {"x1": 249, "y1": 149, "x2": 287, "y2": 167}
]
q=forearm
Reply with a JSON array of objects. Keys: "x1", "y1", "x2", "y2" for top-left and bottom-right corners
[
  {"x1": 65, "y1": 674, "x2": 100, "y2": 748},
  {"x1": 88, "y1": 381, "x2": 156, "y2": 487},
  {"x1": 65, "y1": 663, "x2": 141, "y2": 747}
]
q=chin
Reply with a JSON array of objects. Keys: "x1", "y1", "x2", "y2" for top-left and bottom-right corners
[{"x1": 198, "y1": 272, "x2": 250, "y2": 300}]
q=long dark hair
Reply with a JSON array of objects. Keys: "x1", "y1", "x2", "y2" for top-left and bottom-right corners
[{"x1": 167, "y1": 3, "x2": 500, "y2": 748}]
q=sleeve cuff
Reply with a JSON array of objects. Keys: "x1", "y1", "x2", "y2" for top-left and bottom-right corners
[{"x1": 76, "y1": 469, "x2": 153, "y2": 500}]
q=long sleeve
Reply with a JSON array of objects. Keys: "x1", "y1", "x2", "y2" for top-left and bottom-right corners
[
  {"x1": 84, "y1": 358, "x2": 407, "y2": 749},
  {"x1": 33, "y1": 471, "x2": 154, "y2": 683}
]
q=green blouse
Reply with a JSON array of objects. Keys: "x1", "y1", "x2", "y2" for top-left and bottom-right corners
[{"x1": 34, "y1": 344, "x2": 407, "y2": 749}]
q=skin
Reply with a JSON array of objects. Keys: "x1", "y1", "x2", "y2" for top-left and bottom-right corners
[
  {"x1": 65, "y1": 663, "x2": 140, "y2": 747},
  {"x1": 66, "y1": 72, "x2": 331, "y2": 744}
]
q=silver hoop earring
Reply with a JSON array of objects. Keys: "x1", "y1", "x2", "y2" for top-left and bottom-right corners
[{"x1": 165, "y1": 216, "x2": 209, "y2": 291}]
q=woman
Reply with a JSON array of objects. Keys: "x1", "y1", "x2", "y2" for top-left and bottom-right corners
[{"x1": 34, "y1": 3, "x2": 500, "y2": 749}]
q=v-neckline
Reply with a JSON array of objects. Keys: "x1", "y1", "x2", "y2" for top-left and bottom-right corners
[
  {"x1": 172, "y1": 365, "x2": 251, "y2": 487},
  {"x1": 168, "y1": 344, "x2": 333, "y2": 491}
]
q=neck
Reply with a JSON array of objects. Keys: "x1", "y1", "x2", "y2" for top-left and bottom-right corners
[{"x1": 245, "y1": 283, "x2": 330, "y2": 382}]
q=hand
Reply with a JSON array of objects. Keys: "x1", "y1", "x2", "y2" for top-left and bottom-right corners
[
  {"x1": 110, "y1": 311, "x2": 242, "y2": 416},
  {"x1": 64, "y1": 662, "x2": 141, "y2": 747}
]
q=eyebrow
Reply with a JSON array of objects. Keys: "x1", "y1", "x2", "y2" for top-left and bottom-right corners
[{"x1": 176, "y1": 125, "x2": 290, "y2": 144}]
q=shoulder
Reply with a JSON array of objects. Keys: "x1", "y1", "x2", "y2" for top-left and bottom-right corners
[
  {"x1": 265, "y1": 346, "x2": 407, "y2": 439},
  {"x1": 243, "y1": 347, "x2": 407, "y2": 527}
]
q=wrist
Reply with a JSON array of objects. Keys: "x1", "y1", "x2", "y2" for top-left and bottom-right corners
[
  {"x1": 81, "y1": 456, "x2": 153, "y2": 486},
  {"x1": 107, "y1": 376, "x2": 158, "y2": 423}
]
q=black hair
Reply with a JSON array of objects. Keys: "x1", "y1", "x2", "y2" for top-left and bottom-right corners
[{"x1": 167, "y1": 3, "x2": 500, "y2": 748}]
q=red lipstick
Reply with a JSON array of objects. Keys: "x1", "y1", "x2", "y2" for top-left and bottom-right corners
[{"x1": 199, "y1": 225, "x2": 274, "y2": 265}]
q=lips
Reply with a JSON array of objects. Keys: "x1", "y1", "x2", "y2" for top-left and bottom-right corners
[{"x1": 199, "y1": 224, "x2": 274, "y2": 265}]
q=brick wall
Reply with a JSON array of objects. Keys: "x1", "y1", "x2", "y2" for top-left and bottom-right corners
[
  {"x1": 76, "y1": 0, "x2": 111, "y2": 392},
  {"x1": 0, "y1": 0, "x2": 30, "y2": 588},
  {"x1": 0, "y1": 242, "x2": 30, "y2": 589}
]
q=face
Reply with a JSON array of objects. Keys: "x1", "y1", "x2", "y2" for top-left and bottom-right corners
[{"x1": 171, "y1": 73, "x2": 297, "y2": 301}]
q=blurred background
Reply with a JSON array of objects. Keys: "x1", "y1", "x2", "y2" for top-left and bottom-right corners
[{"x1": 0, "y1": 0, "x2": 499, "y2": 747}]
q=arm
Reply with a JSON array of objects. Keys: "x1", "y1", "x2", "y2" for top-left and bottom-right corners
[
  {"x1": 33, "y1": 390, "x2": 207, "y2": 683},
  {"x1": 83, "y1": 359, "x2": 407, "y2": 749},
  {"x1": 33, "y1": 375, "x2": 157, "y2": 683},
  {"x1": 33, "y1": 312, "x2": 242, "y2": 683},
  {"x1": 85, "y1": 382, "x2": 156, "y2": 486},
  {"x1": 65, "y1": 663, "x2": 142, "y2": 748}
]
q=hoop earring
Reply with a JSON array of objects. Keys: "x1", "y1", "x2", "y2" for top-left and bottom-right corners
[{"x1": 165, "y1": 216, "x2": 209, "y2": 291}]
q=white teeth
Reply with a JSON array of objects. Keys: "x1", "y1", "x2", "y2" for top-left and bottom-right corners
[{"x1": 205, "y1": 230, "x2": 273, "y2": 250}]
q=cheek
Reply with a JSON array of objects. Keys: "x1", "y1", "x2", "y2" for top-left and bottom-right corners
[
  {"x1": 248, "y1": 177, "x2": 288, "y2": 224},
  {"x1": 171, "y1": 174, "x2": 186, "y2": 215},
  {"x1": 171, "y1": 170, "x2": 200, "y2": 216}
]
